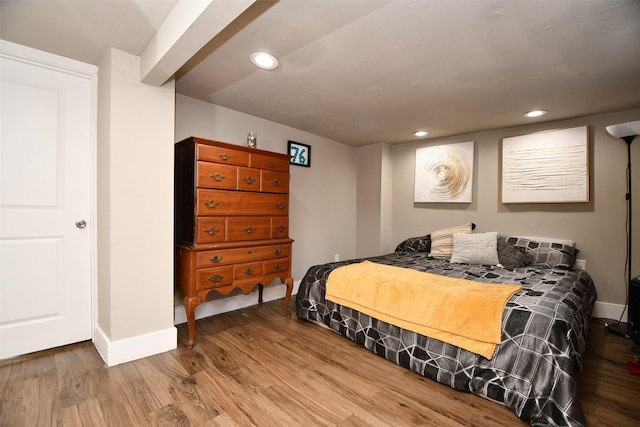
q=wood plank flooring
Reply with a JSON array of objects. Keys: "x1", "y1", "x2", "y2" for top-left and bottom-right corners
[{"x1": 1, "y1": 298, "x2": 639, "y2": 426}]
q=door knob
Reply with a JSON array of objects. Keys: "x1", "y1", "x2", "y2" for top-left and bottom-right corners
[{"x1": 75, "y1": 219, "x2": 87, "y2": 229}]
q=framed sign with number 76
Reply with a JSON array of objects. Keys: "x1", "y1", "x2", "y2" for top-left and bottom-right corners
[{"x1": 288, "y1": 140, "x2": 311, "y2": 167}]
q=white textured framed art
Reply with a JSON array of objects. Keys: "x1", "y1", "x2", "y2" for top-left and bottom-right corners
[
  {"x1": 414, "y1": 141, "x2": 474, "y2": 203},
  {"x1": 501, "y1": 126, "x2": 589, "y2": 204}
]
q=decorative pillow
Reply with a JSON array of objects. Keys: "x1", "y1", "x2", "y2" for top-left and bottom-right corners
[
  {"x1": 497, "y1": 238, "x2": 533, "y2": 270},
  {"x1": 499, "y1": 235, "x2": 578, "y2": 269},
  {"x1": 395, "y1": 235, "x2": 431, "y2": 253},
  {"x1": 450, "y1": 232, "x2": 499, "y2": 265},
  {"x1": 517, "y1": 235, "x2": 576, "y2": 247},
  {"x1": 429, "y1": 223, "x2": 475, "y2": 259}
]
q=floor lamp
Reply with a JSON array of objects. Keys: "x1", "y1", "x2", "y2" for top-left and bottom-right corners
[{"x1": 605, "y1": 120, "x2": 640, "y2": 340}]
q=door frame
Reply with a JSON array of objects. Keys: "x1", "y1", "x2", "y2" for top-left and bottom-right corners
[{"x1": 0, "y1": 39, "x2": 98, "y2": 351}]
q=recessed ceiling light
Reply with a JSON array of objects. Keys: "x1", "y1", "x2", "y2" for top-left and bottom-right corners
[
  {"x1": 413, "y1": 130, "x2": 428, "y2": 137},
  {"x1": 523, "y1": 109, "x2": 548, "y2": 118},
  {"x1": 250, "y1": 52, "x2": 279, "y2": 70}
]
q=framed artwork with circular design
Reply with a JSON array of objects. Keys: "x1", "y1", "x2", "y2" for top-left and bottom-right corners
[{"x1": 414, "y1": 141, "x2": 474, "y2": 203}]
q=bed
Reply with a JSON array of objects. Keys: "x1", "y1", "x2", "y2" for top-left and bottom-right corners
[{"x1": 295, "y1": 224, "x2": 597, "y2": 427}]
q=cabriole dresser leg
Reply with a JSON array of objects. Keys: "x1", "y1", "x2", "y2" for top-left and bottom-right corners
[
  {"x1": 284, "y1": 277, "x2": 293, "y2": 316},
  {"x1": 183, "y1": 296, "x2": 200, "y2": 348}
]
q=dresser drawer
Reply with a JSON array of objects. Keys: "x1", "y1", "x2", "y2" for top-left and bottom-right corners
[
  {"x1": 197, "y1": 144, "x2": 249, "y2": 166},
  {"x1": 196, "y1": 266, "x2": 234, "y2": 290},
  {"x1": 197, "y1": 190, "x2": 288, "y2": 216},
  {"x1": 264, "y1": 257, "x2": 290, "y2": 275},
  {"x1": 196, "y1": 162, "x2": 237, "y2": 190},
  {"x1": 226, "y1": 217, "x2": 271, "y2": 241},
  {"x1": 195, "y1": 244, "x2": 291, "y2": 268},
  {"x1": 250, "y1": 153, "x2": 289, "y2": 172},
  {"x1": 234, "y1": 262, "x2": 263, "y2": 280},
  {"x1": 261, "y1": 170, "x2": 289, "y2": 193},
  {"x1": 195, "y1": 218, "x2": 225, "y2": 243},
  {"x1": 237, "y1": 167, "x2": 261, "y2": 191},
  {"x1": 271, "y1": 217, "x2": 288, "y2": 238}
]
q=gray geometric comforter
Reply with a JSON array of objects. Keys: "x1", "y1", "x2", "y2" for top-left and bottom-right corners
[{"x1": 295, "y1": 252, "x2": 597, "y2": 427}]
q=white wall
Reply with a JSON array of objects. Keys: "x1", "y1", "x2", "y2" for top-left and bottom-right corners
[
  {"x1": 174, "y1": 94, "x2": 357, "y2": 320},
  {"x1": 388, "y1": 108, "x2": 640, "y2": 317},
  {"x1": 95, "y1": 48, "x2": 176, "y2": 365}
]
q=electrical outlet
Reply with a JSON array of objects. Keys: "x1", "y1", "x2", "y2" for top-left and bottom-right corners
[
  {"x1": 574, "y1": 259, "x2": 586, "y2": 270},
  {"x1": 334, "y1": 254, "x2": 340, "y2": 262}
]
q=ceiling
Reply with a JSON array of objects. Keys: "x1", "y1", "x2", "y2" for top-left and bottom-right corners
[{"x1": 2, "y1": 0, "x2": 640, "y2": 147}]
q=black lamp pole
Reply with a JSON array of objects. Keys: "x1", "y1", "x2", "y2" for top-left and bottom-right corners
[
  {"x1": 625, "y1": 136, "x2": 633, "y2": 299},
  {"x1": 607, "y1": 134, "x2": 635, "y2": 338}
]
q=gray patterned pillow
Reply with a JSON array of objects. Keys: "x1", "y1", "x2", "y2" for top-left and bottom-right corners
[
  {"x1": 395, "y1": 235, "x2": 431, "y2": 253},
  {"x1": 500, "y1": 235, "x2": 578, "y2": 269}
]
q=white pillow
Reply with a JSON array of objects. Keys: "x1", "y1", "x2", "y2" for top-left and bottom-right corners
[{"x1": 450, "y1": 231, "x2": 499, "y2": 265}]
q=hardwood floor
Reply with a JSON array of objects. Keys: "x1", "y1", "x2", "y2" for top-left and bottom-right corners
[{"x1": 1, "y1": 298, "x2": 639, "y2": 426}]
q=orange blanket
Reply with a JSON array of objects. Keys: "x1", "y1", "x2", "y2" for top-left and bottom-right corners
[{"x1": 325, "y1": 261, "x2": 522, "y2": 359}]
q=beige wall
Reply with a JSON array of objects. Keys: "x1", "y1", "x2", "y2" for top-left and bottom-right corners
[
  {"x1": 174, "y1": 95, "x2": 357, "y2": 318},
  {"x1": 388, "y1": 108, "x2": 640, "y2": 310},
  {"x1": 96, "y1": 49, "x2": 176, "y2": 360},
  {"x1": 356, "y1": 142, "x2": 393, "y2": 257},
  {"x1": 176, "y1": 95, "x2": 639, "y2": 319}
]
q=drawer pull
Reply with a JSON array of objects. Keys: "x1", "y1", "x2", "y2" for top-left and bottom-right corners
[
  {"x1": 243, "y1": 176, "x2": 256, "y2": 184},
  {"x1": 209, "y1": 256, "x2": 223, "y2": 263},
  {"x1": 266, "y1": 161, "x2": 276, "y2": 168},
  {"x1": 272, "y1": 263, "x2": 283, "y2": 271},
  {"x1": 219, "y1": 153, "x2": 231, "y2": 161},
  {"x1": 275, "y1": 225, "x2": 286, "y2": 232},
  {"x1": 243, "y1": 226, "x2": 256, "y2": 233},
  {"x1": 204, "y1": 226, "x2": 220, "y2": 235},
  {"x1": 270, "y1": 179, "x2": 281, "y2": 186},
  {"x1": 273, "y1": 249, "x2": 282, "y2": 256},
  {"x1": 243, "y1": 268, "x2": 255, "y2": 275},
  {"x1": 204, "y1": 200, "x2": 219, "y2": 209},
  {"x1": 208, "y1": 274, "x2": 224, "y2": 283},
  {"x1": 275, "y1": 203, "x2": 286, "y2": 209},
  {"x1": 210, "y1": 173, "x2": 225, "y2": 182}
]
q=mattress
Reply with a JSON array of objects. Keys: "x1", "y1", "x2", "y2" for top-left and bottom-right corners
[{"x1": 295, "y1": 251, "x2": 597, "y2": 426}]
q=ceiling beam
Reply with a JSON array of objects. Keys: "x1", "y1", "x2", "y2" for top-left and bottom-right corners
[{"x1": 140, "y1": 0, "x2": 256, "y2": 86}]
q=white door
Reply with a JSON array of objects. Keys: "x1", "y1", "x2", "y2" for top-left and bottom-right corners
[{"x1": 0, "y1": 41, "x2": 96, "y2": 359}]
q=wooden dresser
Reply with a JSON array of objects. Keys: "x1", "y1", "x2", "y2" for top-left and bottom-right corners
[{"x1": 174, "y1": 137, "x2": 294, "y2": 347}]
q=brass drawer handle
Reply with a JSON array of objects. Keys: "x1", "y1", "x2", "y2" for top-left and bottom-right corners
[
  {"x1": 275, "y1": 203, "x2": 286, "y2": 209},
  {"x1": 204, "y1": 200, "x2": 219, "y2": 208},
  {"x1": 272, "y1": 263, "x2": 283, "y2": 271},
  {"x1": 209, "y1": 256, "x2": 223, "y2": 263},
  {"x1": 266, "y1": 161, "x2": 276, "y2": 168},
  {"x1": 208, "y1": 274, "x2": 224, "y2": 283},
  {"x1": 219, "y1": 153, "x2": 231, "y2": 161},
  {"x1": 270, "y1": 179, "x2": 281, "y2": 186},
  {"x1": 273, "y1": 249, "x2": 282, "y2": 256},
  {"x1": 210, "y1": 173, "x2": 225, "y2": 182},
  {"x1": 204, "y1": 227, "x2": 219, "y2": 235},
  {"x1": 275, "y1": 225, "x2": 286, "y2": 232},
  {"x1": 243, "y1": 226, "x2": 256, "y2": 233},
  {"x1": 243, "y1": 176, "x2": 256, "y2": 184},
  {"x1": 243, "y1": 267, "x2": 255, "y2": 275}
]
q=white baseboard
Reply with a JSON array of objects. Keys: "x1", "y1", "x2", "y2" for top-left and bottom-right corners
[
  {"x1": 93, "y1": 324, "x2": 177, "y2": 367},
  {"x1": 174, "y1": 280, "x2": 300, "y2": 325},
  {"x1": 592, "y1": 301, "x2": 627, "y2": 322}
]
